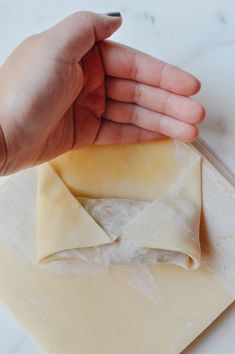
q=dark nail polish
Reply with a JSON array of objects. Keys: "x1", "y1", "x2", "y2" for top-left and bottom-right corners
[{"x1": 106, "y1": 12, "x2": 121, "y2": 17}]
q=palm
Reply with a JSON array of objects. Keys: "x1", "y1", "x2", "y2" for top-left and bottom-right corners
[
  {"x1": 42, "y1": 43, "x2": 105, "y2": 161},
  {"x1": 70, "y1": 44, "x2": 106, "y2": 148},
  {"x1": 48, "y1": 39, "x2": 204, "y2": 163}
]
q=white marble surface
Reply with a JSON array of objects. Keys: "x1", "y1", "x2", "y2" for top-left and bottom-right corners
[{"x1": 0, "y1": 0, "x2": 235, "y2": 353}]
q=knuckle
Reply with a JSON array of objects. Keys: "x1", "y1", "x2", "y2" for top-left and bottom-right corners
[
  {"x1": 70, "y1": 11, "x2": 95, "y2": 30},
  {"x1": 158, "y1": 114, "x2": 165, "y2": 132},
  {"x1": 162, "y1": 92, "x2": 171, "y2": 114},
  {"x1": 128, "y1": 54, "x2": 138, "y2": 79},
  {"x1": 158, "y1": 62, "x2": 167, "y2": 86},
  {"x1": 130, "y1": 105, "x2": 139, "y2": 125},
  {"x1": 133, "y1": 83, "x2": 142, "y2": 103},
  {"x1": 76, "y1": 11, "x2": 94, "y2": 22}
]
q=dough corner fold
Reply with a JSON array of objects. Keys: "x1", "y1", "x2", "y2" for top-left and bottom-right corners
[
  {"x1": 36, "y1": 140, "x2": 202, "y2": 269},
  {"x1": 122, "y1": 156, "x2": 202, "y2": 270},
  {"x1": 36, "y1": 163, "x2": 114, "y2": 264}
]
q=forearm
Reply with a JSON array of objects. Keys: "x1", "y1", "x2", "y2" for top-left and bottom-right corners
[{"x1": 0, "y1": 125, "x2": 7, "y2": 176}]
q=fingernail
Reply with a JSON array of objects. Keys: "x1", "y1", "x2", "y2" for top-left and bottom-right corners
[{"x1": 106, "y1": 12, "x2": 121, "y2": 17}]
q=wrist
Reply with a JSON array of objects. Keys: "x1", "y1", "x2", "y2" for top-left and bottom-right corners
[{"x1": 0, "y1": 125, "x2": 7, "y2": 176}]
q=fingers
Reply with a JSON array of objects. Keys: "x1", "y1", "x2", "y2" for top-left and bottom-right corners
[
  {"x1": 44, "y1": 12, "x2": 122, "y2": 61},
  {"x1": 100, "y1": 41, "x2": 200, "y2": 96},
  {"x1": 104, "y1": 100, "x2": 199, "y2": 142},
  {"x1": 106, "y1": 77, "x2": 205, "y2": 124},
  {"x1": 95, "y1": 120, "x2": 164, "y2": 145}
]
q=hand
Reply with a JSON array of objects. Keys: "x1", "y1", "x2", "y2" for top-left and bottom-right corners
[{"x1": 0, "y1": 11, "x2": 204, "y2": 175}]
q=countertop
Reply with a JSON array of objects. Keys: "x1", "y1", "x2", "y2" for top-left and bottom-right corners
[{"x1": 0, "y1": 0, "x2": 235, "y2": 353}]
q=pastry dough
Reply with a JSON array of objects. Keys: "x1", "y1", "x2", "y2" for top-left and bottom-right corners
[
  {"x1": 37, "y1": 164, "x2": 113, "y2": 262},
  {"x1": 0, "y1": 140, "x2": 233, "y2": 354},
  {"x1": 50, "y1": 139, "x2": 179, "y2": 200},
  {"x1": 122, "y1": 159, "x2": 201, "y2": 269},
  {"x1": 37, "y1": 140, "x2": 201, "y2": 269}
]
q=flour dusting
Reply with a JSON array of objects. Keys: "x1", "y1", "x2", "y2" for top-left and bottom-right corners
[
  {"x1": 126, "y1": 264, "x2": 162, "y2": 304},
  {"x1": 201, "y1": 162, "x2": 235, "y2": 297},
  {"x1": 1, "y1": 155, "x2": 235, "y2": 300}
]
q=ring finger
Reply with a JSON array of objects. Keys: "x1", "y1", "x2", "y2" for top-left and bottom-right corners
[{"x1": 103, "y1": 99, "x2": 199, "y2": 142}]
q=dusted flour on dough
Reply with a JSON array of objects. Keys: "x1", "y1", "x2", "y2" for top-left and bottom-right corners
[
  {"x1": 0, "y1": 169, "x2": 164, "y2": 302},
  {"x1": 201, "y1": 162, "x2": 235, "y2": 296},
  {"x1": 54, "y1": 197, "x2": 190, "y2": 268}
]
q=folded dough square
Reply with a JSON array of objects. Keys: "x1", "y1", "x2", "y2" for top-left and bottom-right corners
[{"x1": 36, "y1": 139, "x2": 201, "y2": 269}]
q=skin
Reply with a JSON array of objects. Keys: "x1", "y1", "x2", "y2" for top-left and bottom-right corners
[{"x1": 0, "y1": 11, "x2": 205, "y2": 175}]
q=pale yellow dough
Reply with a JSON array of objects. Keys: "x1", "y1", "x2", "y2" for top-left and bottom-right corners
[
  {"x1": 122, "y1": 159, "x2": 201, "y2": 269},
  {"x1": 0, "y1": 139, "x2": 233, "y2": 354},
  {"x1": 37, "y1": 164, "x2": 113, "y2": 261},
  {"x1": 37, "y1": 140, "x2": 201, "y2": 268},
  {"x1": 50, "y1": 139, "x2": 178, "y2": 201}
]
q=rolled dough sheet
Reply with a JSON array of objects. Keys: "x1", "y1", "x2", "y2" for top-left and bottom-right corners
[
  {"x1": 0, "y1": 139, "x2": 233, "y2": 354},
  {"x1": 0, "y1": 249, "x2": 232, "y2": 354}
]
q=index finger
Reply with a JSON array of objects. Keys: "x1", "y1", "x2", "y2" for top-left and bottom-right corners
[{"x1": 99, "y1": 40, "x2": 201, "y2": 96}]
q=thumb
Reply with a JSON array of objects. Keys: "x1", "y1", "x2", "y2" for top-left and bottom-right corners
[{"x1": 44, "y1": 11, "x2": 122, "y2": 61}]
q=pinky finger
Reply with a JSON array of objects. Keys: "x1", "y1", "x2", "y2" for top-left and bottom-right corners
[{"x1": 95, "y1": 119, "x2": 164, "y2": 145}]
